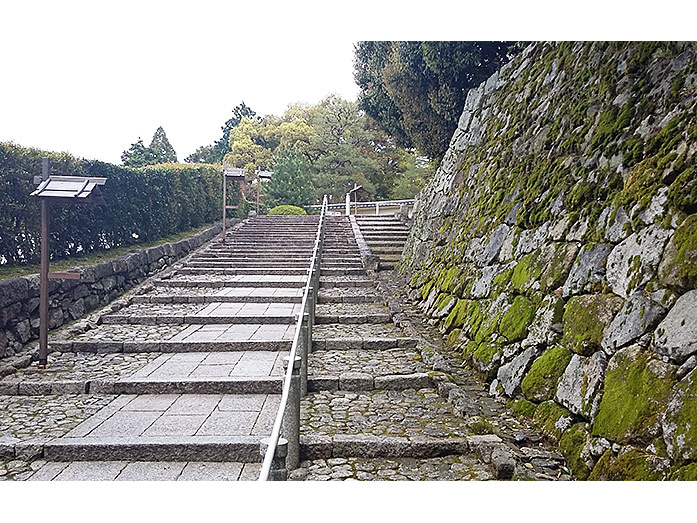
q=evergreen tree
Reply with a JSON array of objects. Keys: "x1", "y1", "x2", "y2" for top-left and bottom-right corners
[
  {"x1": 263, "y1": 148, "x2": 314, "y2": 209},
  {"x1": 121, "y1": 138, "x2": 155, "y2": 167},
  {"x1": 148, "y1": 126, "x2": 177, "y2": 163}
]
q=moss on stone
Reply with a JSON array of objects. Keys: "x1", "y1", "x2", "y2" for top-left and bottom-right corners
[
  {"x1": 593, "y1": 346, "x2": 677, "y2": 445},
  {"x1": 499, "y1": 295, "x2": 536, "y2": 342},
  {"x1": 507, "y1": 398, "x2": 537, "y2": 419},
  {"x1": 466, "y1": 416, "x2": 496, "y2": 435},
  {"x1": 663, "y1": 367, "x2": 697, "y2": 461},
  {"x1": 561, "y1": 294, "x2": 623, "y2": 356},
  {"x1": 673, "y1": 214, "x2": 697, "y2": 288},
  {"x1": 670, "y1": 462, "x2": 697, "y2": 481},
  {"x1": 445, "y1": 329, "x2": 462, "y2": 348},
  {"x1": 533, "y1": 400, "x2": 573, "y2": 443},
  {"x1": 559, "y1": 422, "x2": 593, "y2": 480},
  {"x1": 522, "y1": 346, "x2": 573, "y2": 402},
  {"x1": 588, "y1": 449, "x2": 667, "y2": 480},
  {"x1": 511, "y1": 249, "x2": 543, "y2": 294}
]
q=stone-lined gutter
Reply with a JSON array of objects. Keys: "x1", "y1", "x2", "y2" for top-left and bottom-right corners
[{"x1": 0, "y1": 219, "x2": 240, "y2": 376}]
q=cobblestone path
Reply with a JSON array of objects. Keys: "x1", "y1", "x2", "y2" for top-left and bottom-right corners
[{"x1": 1, "y1": 214, "x2": 569, "y2": 481}]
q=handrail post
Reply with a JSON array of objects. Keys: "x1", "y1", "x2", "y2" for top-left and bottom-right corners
[
  {"x1": 281, "y1": 356, "x2": 301, "y2": 471},
  {"x1": 260, "y1": 437, "x2": 288, "y2": 481}
]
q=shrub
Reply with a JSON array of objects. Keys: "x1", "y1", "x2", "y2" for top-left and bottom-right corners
[
  {"x1": 0, "y1": 142, "x2": 229, "y2": 266},
  {"x1": 267, "y1": 205, "x2": 307, "y2": 215}
]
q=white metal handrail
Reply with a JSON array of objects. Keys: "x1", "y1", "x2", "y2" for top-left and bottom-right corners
[{"x1": 258, "y1": 194, "x2": 328, "y2": 481}]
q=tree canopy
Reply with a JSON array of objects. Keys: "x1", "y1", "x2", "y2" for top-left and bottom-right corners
[
  {"x1": 221, "y1": 95, "x2": 433, "y2": 208},
  {"x1": 121, "y1": 126, "x2": 177, "y2": 167},
  {"x1": 185, "y1": 102, "x2": 259, "y2": 164},
  {"x1": 353, "y1": 41, "x2": 514, "y2": 160}
]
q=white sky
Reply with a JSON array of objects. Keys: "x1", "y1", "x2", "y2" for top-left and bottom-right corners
[{"x1": 0, "y1": 1, "x2": 690, "y2": 165}]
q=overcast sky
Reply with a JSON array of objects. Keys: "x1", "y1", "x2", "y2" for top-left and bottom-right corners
[{"x1": 0, "y1": 1, "x2": 687, "y2": 165}]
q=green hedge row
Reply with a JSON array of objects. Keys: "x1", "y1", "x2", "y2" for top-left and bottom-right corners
[{"x1": 0, "y1": 142, "x2": 230, "y2": 265}]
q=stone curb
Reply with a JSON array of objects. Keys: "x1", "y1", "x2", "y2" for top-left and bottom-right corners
[
  {"x1": 131, "y1": 295, "x2": 304, "y2": 304},
  {"x1": 299, "y1": 435, "x2": 471, "y2": 460},
  {"x1": 42, "y1": 436, "x2": 263, "y2": 462},
  {"x1": 156, "y1": 280, "x2": 306, "y2": 289},
  {"x1": 307, "y1": 372, "x2": 434, "y2": 392},
  {"x1": 311, "y1": 337, "x2": 418, "y2": 351},
  {"x1": 48, "y1": 340, "x2": 292, "y2": 353}
]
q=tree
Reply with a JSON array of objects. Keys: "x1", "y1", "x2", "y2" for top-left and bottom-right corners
[
  {"x1": 148, "y1": 126, "x2": 177, "y2": 163},
  {"x1": 185, "y1": 102, "x2": 259, "y2": 163},
  {"x1": 263, "y1": 148, "x2": 314, "y2": 209},
  {"x1": 354, "y1": 41, "x2": 514, "y2": 160},
  {"x1": 121, "y1": 138, "x2": 155, "y2": 167}
]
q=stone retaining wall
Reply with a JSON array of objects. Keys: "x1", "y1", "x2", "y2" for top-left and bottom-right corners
[
  {"x1": 0, "y1": 221, "x2": 234, "y2": 367},
  {"x1": 402, "y1": 42, "x2": 697, "y2": 480}
]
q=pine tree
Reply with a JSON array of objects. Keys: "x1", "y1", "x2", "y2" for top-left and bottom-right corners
[{"x1": 149, "y1": 126, "x2": 177, "y2": 163}]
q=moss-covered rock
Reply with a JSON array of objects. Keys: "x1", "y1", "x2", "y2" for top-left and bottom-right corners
[
  {"x1": 521, "y1": 346, "x2": 573, "y2": 402},
  {"x1": 511, "y1": 249, "x2": 543, "y2": 294},
  {"x1": 662, "y1": 368, "x2": 697, "y2": 461},
  {"x1": 498, "y1": 295, "x2": 536, "y2": 342},
  {"x1": 561, "y1": 294, "x2": 624, "y2": 356},
  {"x1": 559, "y1": 422, "x2": 594, "y2": 480},
  {"x1": 539, "y1": 242, "x2": 579, "y2": 293},
  {"x1": 658, "y1": 214, "x2": 697, "y2": 290},
  {"x1": 533, "y1": 400, "x2": 574, "y2": 443},
  {"x1": 588, "y1": 449, "x2": 669, "y2": 480},
  {"x1": 593, "y1": 345, "x2": 677, "y2": 445},
  {"x1": 669, "y1": 462, "x2": 697, "y2": 481},
  {"x1": 507, "y1": 398, "x2": 537, "y2": 418},
  {"x1": 471, "y1": 342, "x2": 503, "y2": 380}
]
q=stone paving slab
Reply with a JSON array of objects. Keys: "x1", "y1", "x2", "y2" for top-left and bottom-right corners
[
  {"x1": 320, "y1": 276, "x2": 373, "y2": 288},
  {"x1": 63, "y1": 393, "x2": 280, "y2": 440},
  {"x1": 52, "y1": 323, "x2": 296, "y2": 350},
  {"x1": 301, "y1": 389, "x2": 470, "y2": 439},
  {"x1": 317, "y1": 288, "x2": 383, "y2": 304},
  {"x1": 22, "y1": 460, "x2": 253, "y2": 481},
  {"x1": 158, "y1": 275, "x2": 307, "y2": 288},
  {"x1": 133, "y1": 287, "x2": 304, "y2": 304},
  {"x1": 102, "y1": 302, "x2": 302, "y2": 325},
  {"x1": 289, "y1": 455, "x2": 493, "y2": 481}
]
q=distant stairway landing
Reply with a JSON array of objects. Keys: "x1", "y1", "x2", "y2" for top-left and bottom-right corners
[{"x1": 354, "y1": 215, "x2": 410, "y2": 271}]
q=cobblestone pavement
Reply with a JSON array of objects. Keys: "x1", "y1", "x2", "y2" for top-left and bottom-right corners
[
  {"x1": 318, "y1": 287, "x2": 382, "y2": 301},
  {"x1": 0, "y1": 353, "x2": 158, "y2": 383},
  {"x1": 57, "y1": 324, "x2": 185, "y2": 342},
  {"x1": 301, "y1": 389, "x2": 469, "y2": 438},
  {"x1": 313, "y1": 323, "x2": 411, "y2": 339},
  {"x1": 316, "y1": 303, "x2": 390, "y2": 316},
  {"x1": 308, "y1": 349, "x2": 427, "y2": 376},
  {"x1": 289, "y1": 455, "x2": 493, "y2": 481},
  {"x1": 0, "y1": 394, "x2": 115, "y2": 440}
]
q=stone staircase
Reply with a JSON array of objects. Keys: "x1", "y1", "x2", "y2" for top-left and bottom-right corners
[
  {"x1": 354, "y1": 215, "x2": 411, "y2": 270},
  {"x1": 0, "y1": 216, "x2": 320, "y2": 480}
]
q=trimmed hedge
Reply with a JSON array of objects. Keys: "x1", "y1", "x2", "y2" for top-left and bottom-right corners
[
  {"x1": 0, "y1": 142, "x2": 232, "y2": 266},
  {"x1": 267, "y1": 205, "x2": 307, "y2": 216}
]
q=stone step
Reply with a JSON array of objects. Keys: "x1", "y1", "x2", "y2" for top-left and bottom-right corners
[
  {"x1": 319, "y1": 268, "x2": 365, "y2": 276},
  {"x1": 51, "y1": 339, "x2": 293, "y2": 353},
  {"x1": 179, "y1": 267, "x2": 310, "y2": 275},
  {"x1": 133, "y1": 288, "x2": 304, "y2": 304},
  {"x1": 101, "y1": 314, "x2": 298, "y2": 325},
  {"x1": 157, "y1": 277, "x2": 306, "y2": 288},
  {"x1": 26, "y1": 461, "x2": 261, "y2": 481},
  {"x1": 362, "y1": 241, "x2": 405, "y2": 247}
]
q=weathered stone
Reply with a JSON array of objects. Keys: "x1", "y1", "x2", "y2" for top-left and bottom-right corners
[
  {"x1": 521, "y1": 346, "x2": 573, "y2": 402},
  {"x1": 521, "y1": 296, "x2": 564, "y2": 348},
  {"x1": 593, "y1": 345, "x2": 676, "y2": 445},
  {"x1": 657, "y1": 215, "x2": 697, "y2": 291},
  {"x1": 13, "y1": 319, "x2": 32, "y2": 344},
  {"x1": 562, "y1": 243, "x2": 613, "y2": 297},
  {"x1": 561, "y1": 294, "x2": 623, "y2": 356},
  {"x1": 496, "y1": 347, "x2": 540, "y2": 397},
  {"x1": 491, "y1": 447, "x2": 516, "y2": 479},
  {"x1": 533, "y1": 400, "x2": 573, "y2": 443},
  {"x1": 601, "y1": 291, "x2": 667, "y2": 355},
  {"x1": 662, "y1": 368, "x2": 697, "y2": 461},
  {"x1": 605, "y1": 207, "x2": 631, "y2": 243},
  {"x1": 653, "y1": 290, "x2": 697, "y2": 363},
  {"x1": 558, "y1": 422, "x2": 594, "y2": 480},
  {"x1": 0, "y1": 278, "x2": 29, "y2": 309},
  {"x1": 467, "y1": 434, "x2": 502, "y2": 463},
  {"x1": 605, "y1": 225, "x2": 672, "y2": 298},
  {"x1": 588, "y1": 448, "x2": 670, "y2": 480},
  {"x1": 556, "y1": 352, "x2": 607, "y2": 419}
]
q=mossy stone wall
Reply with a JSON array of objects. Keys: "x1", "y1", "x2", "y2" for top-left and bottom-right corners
[{"x1": 402, "y1": 42, "x2": 697, "y2": 480}]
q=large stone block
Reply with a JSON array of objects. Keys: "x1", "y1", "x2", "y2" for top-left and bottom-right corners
[
  {"x1": 556, "y1": 352, "x2": 607, "y2": 419},
  {"x1": 561, "y1": 294, "x2": 623, "y2": 356},
  {"x1": 601, "y1": 291, "x2": 667, "y2": 355},
  {"x1": 562, "y1": 243, "x2": 613, "y2": 297},
  {"x1": 653, "y1": 290, "x2": 697, "y2": 363},
  {"x1": 593, "y1": 345, "x2": 676, "y2": 445},
  {"x1": 662, "y1": 368, "x2": 697, "y2": 461},
  {"x1": 0, "y1": 278, "x2": 29, "y2": 309}
]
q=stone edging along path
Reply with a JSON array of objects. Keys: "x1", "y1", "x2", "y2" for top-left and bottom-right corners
[{"x1": 0, "y1": 219, "x2": 239, "y2": 376}]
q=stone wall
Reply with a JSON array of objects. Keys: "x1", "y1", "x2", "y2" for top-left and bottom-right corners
[
  {"x1": 0, "y1": 221, "x2": 234, "y2": 370},
  {"x1": 402, "y1": 42, "x2": 697, "y2": 480}
]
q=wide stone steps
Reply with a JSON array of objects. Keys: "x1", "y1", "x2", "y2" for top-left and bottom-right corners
[{"x1": 132, "y1": 287, "x2": 304, "y2": 304}]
